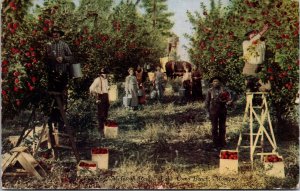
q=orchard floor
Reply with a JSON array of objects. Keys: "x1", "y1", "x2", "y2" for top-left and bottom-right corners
[{"x1": 1, "y1": 95, "x2": 299, "y2": 189}]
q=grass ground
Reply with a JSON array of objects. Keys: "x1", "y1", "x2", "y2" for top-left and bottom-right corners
[{"x1": 1, "y1": 88, "x2": 299, "y2": 189}]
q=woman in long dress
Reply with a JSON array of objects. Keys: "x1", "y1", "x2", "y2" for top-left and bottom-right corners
[{"x1": 125, "y1": 67, "x2": 139, "y2": 109}]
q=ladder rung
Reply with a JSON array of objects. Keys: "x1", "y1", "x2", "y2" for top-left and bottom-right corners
[
  {"x1": 54, "y1": 145, "x2": 72, "y2": 149},
  {"x1": 256, "y1": 152, "x2": 277, "y2": 156},
  {"x1": 252, "y1": 106, "x2": 263, "y2": 109},
  {"x1": 243, "y1": 133, "x2": 261, "y2": 135},
  {"x1": 53, "y1": 132, "x2": 70, "y2": 137},
  {"x1": 240, "y1": 146, "x2": 262, "y2": 148}
]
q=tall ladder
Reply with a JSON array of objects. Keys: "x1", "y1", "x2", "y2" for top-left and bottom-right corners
[
  {"x1": 237, "y1": 92, "x2": 278, "y2": 168},
  {"x1": 47, "y1": 91, "x2": 80, "y2": 162}
]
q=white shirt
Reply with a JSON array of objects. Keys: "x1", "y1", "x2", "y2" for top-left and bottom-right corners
[
  {"x1": 242, "y1": 34, "x2": 266, "y2": 65},
  {"x1": 89, "y1": 76, "x2": 109, "y2": 94},
  {"x1": 182, "y1": 72, "x2": 192, "y2": 82}
]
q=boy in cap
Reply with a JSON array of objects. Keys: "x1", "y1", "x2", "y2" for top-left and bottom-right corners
[
  {"x1": 205, "y1": 76, "x2": 232, "y2": 149},
  {"x1": 89, "y1": 68, "x2": 110, "y2": 135}
]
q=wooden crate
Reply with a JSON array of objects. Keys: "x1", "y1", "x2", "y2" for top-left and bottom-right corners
[
  {"x1": 219, "y1": 150, "x2": 238, "y2": 175},
  {"x1": 264, "y1": 154, "x2": 285, "y2": 178},
  {"x1": 2, "y1": 147, "x2": 46, "y2": 179},
  {"x1": 91, "y1": 148, "x2": 109, "y2": 170},
  {"x1": 104, "y1": 121, "x2": 118, "y2": 139},
  {"x1": 108, "y1": 85, "x2": 118, "y2": 102},
  {"x1": 77, "y1": 160, "x2": 98, "y2": 176}
]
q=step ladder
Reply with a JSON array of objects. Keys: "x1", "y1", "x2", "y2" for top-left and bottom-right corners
[
  {"x1": 47, "y1": 91, "x2": 80, "y2": 162},
  {"x1": 237, "y1": 92, "x2": 278, "y2": 169},
  {"x1": 2, "y1": 147, "x2": 47, "y2": 179}
]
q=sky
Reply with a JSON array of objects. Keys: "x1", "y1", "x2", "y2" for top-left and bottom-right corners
[
  {"x1": 167, "y1": 0, "x2": 230, "y2": 62},
  {"x1": 34, "y1": 0, "x2": 230, "y2": 62}
]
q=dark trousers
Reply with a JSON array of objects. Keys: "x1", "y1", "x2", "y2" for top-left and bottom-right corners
[
  {"x1": 210, "y1": 112, "x2": 227, "y2": 147},
  {"x1": 97, "y1": 93, "x2": 110, "y2": 134},
  {"x1": 183, "y1": 80, "x2": 191, "y2": 97},
  {"x1": 192, "y1": 80, "x2": 203, "y2": 100}
]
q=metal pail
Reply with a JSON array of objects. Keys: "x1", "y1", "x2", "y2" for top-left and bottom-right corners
[{"x1": 71, "y1": 63, "x2": 83, "y2": 78}]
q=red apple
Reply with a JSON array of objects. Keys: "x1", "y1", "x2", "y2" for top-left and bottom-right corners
[
  {"x1": 13, "y1": 22, "x2": 19, "y2": 29},
  {"x1": 16, "y1": 99, "x2": 21, "y2": 106},
  {"x1": 20, "y1": 39, "x2": 26, "y2": 45},
  {"x1": 2, "y1": 90, "x2": 7, "y2": 95},
  {"x1": 2, "y1": 60, "x2": 8, "y2": 66},
  {"x1": 13, "y1": 71, "x2": 20, "y2": 77},
  {"x1": 7, "y1": 23, "x2": 13, "y2": 29},
  {"x1": 43, "y1": 27, "x2": 49, "y2": 32},
  {"x1": 31, "y1": 76, "x2": 37, "y2": 83}
]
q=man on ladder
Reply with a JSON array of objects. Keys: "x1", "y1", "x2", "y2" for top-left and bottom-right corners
[
  {"x1": 242, "y1": 23, "x2": 270, "y2": 92},
  {"x1": 238, "y1": 23, "x2": 279, "y2": 169},
  {"x1": 44, "y1": 26, "x2": 79, "y2": 161}
]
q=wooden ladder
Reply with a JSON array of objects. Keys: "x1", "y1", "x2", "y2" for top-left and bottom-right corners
[
  {"x1": 237, "y1": 92, "x2": 278, "y2": 169},
  {"x1": 46, "y1": 91, "x2": 80, "y2": 162}
]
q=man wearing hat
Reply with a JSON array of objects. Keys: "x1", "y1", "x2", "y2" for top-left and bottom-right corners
[
  {"x1": 45, "y1": 26, "x2": 73, "y2": 133},
  {"x1": 89, "y1": 68, "x2": 110, "y2": 135},
  {"x1": 45, "y1": 26, "x2": 74, "y2": 92},
  {"x1": 205, "y1": 76, "x2": 232, "y2": 149},
  {"x1": 242, "y1": 24, "x2": 269, "y2": 92}
]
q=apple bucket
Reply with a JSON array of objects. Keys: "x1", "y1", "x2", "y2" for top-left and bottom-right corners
[
  {"x1": 219, "y1": 150, "x2": 238, "y2": 175},
  {"x1": 70, "y1": 63, "x2": 83, "y2": 78},
  {"x1": 264, "y1": 154, "x2": 285, "y2": 178},
  {"x1": 123, "y1": 95, "x2": 132, "y2": 107},
  {"x1": 77, "y1": 160, "x2": 98, "y2": 176},
  {"x1": 91, "y1": 148, "x2": 109, "y2": 170},
  {"x1": 104, "y1": 120, "x2": 118, "y2": 139}
]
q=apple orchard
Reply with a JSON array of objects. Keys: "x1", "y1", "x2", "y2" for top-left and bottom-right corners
[{"x1": 1, "y1": 0, "x2": 299, "y2": 127}]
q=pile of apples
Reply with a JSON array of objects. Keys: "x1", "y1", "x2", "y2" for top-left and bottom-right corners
[
  {"x1": 78, "y1": 161, "x2": 97, "y2": 168},
  {"x1": 220, "y1": 150, "x2": 238, "y2": 160},
  {"x1": 91, "y1": 148, "x2": 108, "y2": 155},
  {"x1": 105, "y1": 120, "x2": 118, "y2": 127},
  {"x1": 264, "y1": 154, "x2": 283, "y2": 163}
]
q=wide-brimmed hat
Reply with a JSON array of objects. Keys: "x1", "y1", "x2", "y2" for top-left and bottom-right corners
[
  {"x1": 210, "y1": 76, "x2": 222, "y2": 83},
  {"x1": 48, "y1": 26, "x2": 64, "y2": 37},
  {"x1": 100, "y1": 67, "x2": 109, "y2": 74}
]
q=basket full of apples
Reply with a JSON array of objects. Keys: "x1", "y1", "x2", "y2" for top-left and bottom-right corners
[
  {"x1": 91, "y1": 147, "x2": 109, "y2": 170},
  {"x1": 77, "y1": 160, "x2": 98, "y2": 176},
  {"x1": 219, "y1": 150, "x2": 238, "y2": 175},
  {"x1": 104, "y1": 120, "x2": 118, "y2": 139},
  {"x1": 264, "y1": 154, "x2": 285, "y2": 178}
]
